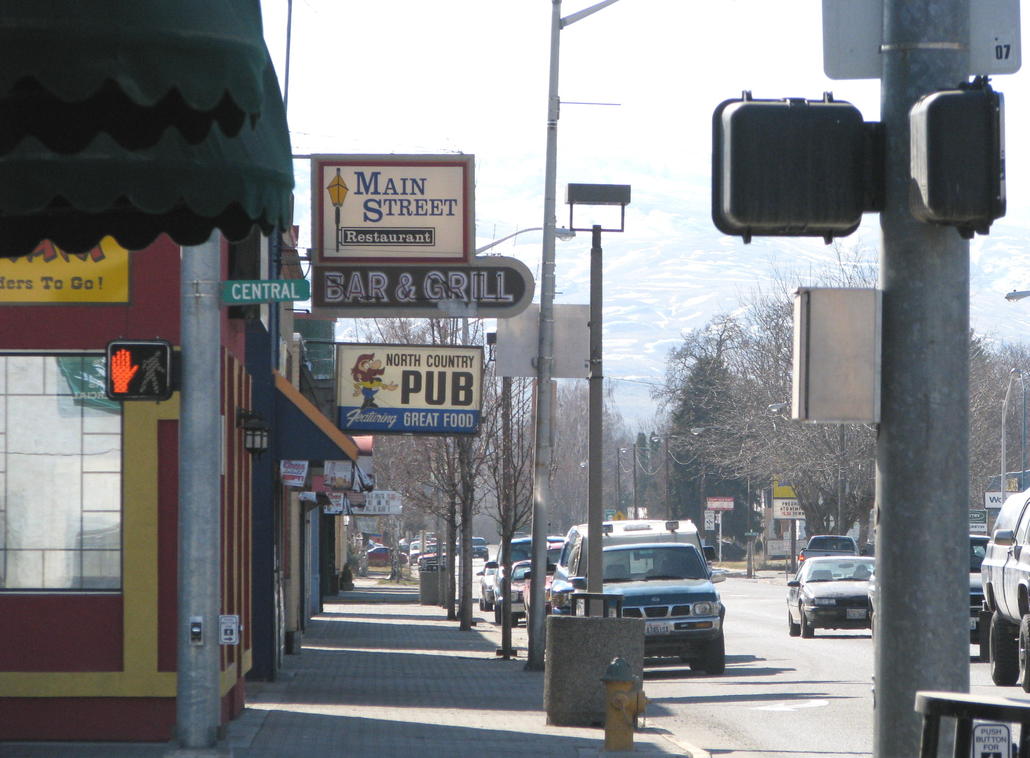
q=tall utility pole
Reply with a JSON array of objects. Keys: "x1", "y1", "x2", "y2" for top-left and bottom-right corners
[
  {"x1": 876, "y1": 2, "x2": 970, "y2": 755},
  {"x1": 529, "y1": 0, "x2": 622, "y2": 671}
]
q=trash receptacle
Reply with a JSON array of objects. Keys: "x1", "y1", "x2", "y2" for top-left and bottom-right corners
[
  {"x1": 419, "y1": 563, "x2": 440, "y2": 605},
  {"x1": 571, "y1": 592, "x2": 623, "y2": 618}
]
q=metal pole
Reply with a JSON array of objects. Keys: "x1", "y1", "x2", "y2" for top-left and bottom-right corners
[
  {"x1": 499, "y1": 376, "x2": 515, "y2": 658},
  {"x1": 458, "y1": 321, "x2": 473, "y2": 630},
  {"x1": 528, "y1": 0, "x2": 562, "y2": 671},
  {"x1": 837, "y1": 426, "x2": 845, "y2": 533},
  {"x1": 664, "y1": 436, "x2": 671, "y2": 519},
  {"x1": 876, "y1": 2, "x2": 970, "y2": 755},
  {"x1": 616, "y1": 449, "x2": 622, "y2": 515},
  {"x1": 1021, "y1": 372, "x2": 1026, "y2": 487},
  {"x1": 587, "y1": 225, "x2": 603, "y2": 595},
  {"x1": 631, "y1": 443, "x2": 638, "y2": 519},
  {"x1": 1003, "y1": 370, "x2": 1017, "y2": 497},
  {"x1": 173, "y1": 233, "x2": 223, "y2": 751}
]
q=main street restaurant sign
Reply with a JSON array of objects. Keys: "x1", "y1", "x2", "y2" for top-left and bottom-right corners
[
  {"x1": 336, "y1": 343, "x2": 483, "y2": 435},
  {"x1": 312, "y1": 154, "x2": 475, "y2": 263},
  {"x1": 311, "y1": 256, "x2": 534, "y2": 319}
]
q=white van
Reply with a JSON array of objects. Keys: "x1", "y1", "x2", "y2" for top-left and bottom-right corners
[{"x1": 552, "y1": 519, "x2": 708, "y2": 590}]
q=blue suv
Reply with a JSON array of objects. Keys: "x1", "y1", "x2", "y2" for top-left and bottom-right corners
[{"x1": 551, "y1": 536, "x2": 726, "y2": 674}]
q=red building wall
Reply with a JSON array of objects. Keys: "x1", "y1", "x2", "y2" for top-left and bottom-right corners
[{"x1": 0, "y1": 235, "x2": 254, "y2": 741}]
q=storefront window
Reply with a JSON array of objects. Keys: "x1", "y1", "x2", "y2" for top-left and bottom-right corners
[{"x1": 0, "y1": 355, "x2": 122, "y2": 590}]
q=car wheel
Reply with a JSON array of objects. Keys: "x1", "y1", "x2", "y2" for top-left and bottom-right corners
[
  {"x1": 494, "y1": 603, "x2": 503, "y2": 625},
  {"x1": 1018, "y1": 616, "x2": 1030, "y2": 692},
  {"x1": 800, "y1": 606, "x2": 814, "y2": 638},
  {"x1": 990, "y1": 610, "x2": 1020, "y2": 686},
  {"x1": 788, "y1": 610, "x2": 800, "y2": 637},
  {"x1": 696, "y1": 632, "x2": 726, "y2": 675},
  {"x1": 478, "y1": 596, "x2": 485, "y2": 612},
  {"x1": 484, "y1": 592, "x2": 494, "y2": 612}
]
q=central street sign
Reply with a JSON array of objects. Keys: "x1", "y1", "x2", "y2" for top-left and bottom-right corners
[{"x1": 221, "y1": 279, "x2": 310, "y2": 305}]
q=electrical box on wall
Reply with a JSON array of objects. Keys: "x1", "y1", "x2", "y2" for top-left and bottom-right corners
[{"x1": 792, "y1": 288, "x2": 881, "y2": 423}]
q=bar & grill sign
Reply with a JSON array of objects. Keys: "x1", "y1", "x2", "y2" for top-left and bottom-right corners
[{"x1": 336, "y1": 343, "x2": 483, "y2": 435}]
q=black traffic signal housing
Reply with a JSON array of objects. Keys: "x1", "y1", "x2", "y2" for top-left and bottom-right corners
[
  {"x1": 105, "y1": 340, "x2": 174, "y2": 401},
  {"x1": 712, "y1": 92, "x2": 883, "y2": 243},
  {"x1": 910, "y1": 77, "x2": 1005, "y2": 238}
]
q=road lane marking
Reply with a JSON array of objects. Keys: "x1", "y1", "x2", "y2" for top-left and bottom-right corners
[{"x1": 753, "y1": 699, "x2": 829, "y2": 712}]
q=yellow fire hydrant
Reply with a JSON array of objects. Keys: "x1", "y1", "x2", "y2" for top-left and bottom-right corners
[{"x1": 601, "y1": 656, "x2": 648, "y2": 751}]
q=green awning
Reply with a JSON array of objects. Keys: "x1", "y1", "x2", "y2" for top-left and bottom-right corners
[
  {"x1": 0, "y1": 0, "x2": 269, "y2": 151},
  {"x1": 0, "y1": 60, "x2": 294, "y2": 255}
]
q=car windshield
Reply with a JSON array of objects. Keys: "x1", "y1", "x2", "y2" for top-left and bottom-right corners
[
  {"x1": 603, "y1": 546, "x2": 706, "y2": 582},
  {"x1": 971, "y1": 540, "x2": 987, "y2": 572},
  {"x1": 803, "y1": 559, "x2": 873, "y2": 581},
  {"x1": 807, "y1": 536, "x2": 854, "y2": 551},
  {"x1": 511, "y1": 564, "x2": 531, "y2": 581},
  {"x1": 510, "y1": 543, "x2": 532, "y2": 562}
]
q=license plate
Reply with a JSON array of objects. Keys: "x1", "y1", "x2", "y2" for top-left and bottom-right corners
[
  {"x1": 846, "y1": 608, "x2": 867, "y2": 620},
  {"x1": 645, "y1": 621, "x2": 673, "y2": 635}
]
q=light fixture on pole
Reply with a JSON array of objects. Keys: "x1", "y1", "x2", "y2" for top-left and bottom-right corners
[
  {"x1": 474, "y1": 227, "x2": 575, "y2": 255},
  {"x1": 567, "y1": 182, "x2": 630, "y2": 599},
  {"x1": 236, "y1": 408, "x2": 270, "y2": 455},
  {"x1": 528, "y1": 0, "x2": 623, "y2": 672},
  {"x1": 326, "y1": 168, "x2": 348, "y2": 251}
]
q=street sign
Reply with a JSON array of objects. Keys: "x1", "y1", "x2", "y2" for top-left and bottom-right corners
[
  {"x1": 969, "y1": 509, "x2": 988, "y2": 535},
  {"x1": 823, "y1": 0, "x2": 1021, "y2": 79},
  {"x1": 985, "y1": 491, "x2": 1005, "y2": 508},
  {"x1": 221, "y1": 279, "x2": 310, "y2": 305},
  {"x1": 706, "y1": 496, "x2": 734, "y2": 511},
  {"x1": 704, "y1": 511, "x2": 716, "y2": 531}
]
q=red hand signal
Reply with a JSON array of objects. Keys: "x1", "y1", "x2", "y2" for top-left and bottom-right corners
[{"x1": 110, "y1": 348, "x2": 140, "y2": 394}]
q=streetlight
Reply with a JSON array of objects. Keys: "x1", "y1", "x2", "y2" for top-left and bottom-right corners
[
  {"x1": 567, "y1": 182, "x2": 630, "y2": 599},
  {"x1": 475, "y1": 226, "x2": 575, "y2": 255},
  {"x1": 529, "y1": 0, "x2": 623, "y2": 672},
  {"x1": 1005, "y1": 290, "x2": 1030, "y2": 302}
]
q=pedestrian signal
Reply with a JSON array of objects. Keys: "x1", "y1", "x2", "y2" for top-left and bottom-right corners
[{"x1": 105, "y1": 340, "x2": 174, "y2": 401}]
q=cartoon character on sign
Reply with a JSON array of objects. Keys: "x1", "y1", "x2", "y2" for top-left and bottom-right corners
[{"x1": 350, "y1": 353, "x2": 397, "y2": 409}]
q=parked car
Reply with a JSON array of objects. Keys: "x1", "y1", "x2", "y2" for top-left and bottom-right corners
[
  {"x1": 869, "y1": 534, "x2": 990, "y2": 658},
  {"x1": 366, "y1": 545, "x2": 392, "y2": 567},
  {"x1": 797, "y1": 535, "x2": 859, "y2": 564},
  {"x1": 494, "y1": 559, "x2": 530, "y2": 625},
  {"x1": 602, "y1": 542, "x2": 726, "y2": 672},
  {"x1": 478, "y1": 562, "x2": 499, "y2": 611},
  {"x1": 968, "y1": 534, "x2": 989, "y2": 654},
  {"x1": 980, "y1": 489, "x2": 1030, "y2": 688},
  {"x1": 470, "y1": 536, "x2": 489, "y2": 560},
  {"x1": 550, "y1": 519, "x2": 709, "y2": 616},
  {"x1": 787, "y1": 556, "x2": 874, "y2": 637}
]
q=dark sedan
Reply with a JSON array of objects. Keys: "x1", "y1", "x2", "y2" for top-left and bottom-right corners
[{"x1": 787, "y1": 556, "x2": 874, "y2": 638}]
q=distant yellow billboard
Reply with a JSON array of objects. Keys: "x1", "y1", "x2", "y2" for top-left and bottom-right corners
[
  {"x1": 772, "y1": 480, "x2": 798, "y2": 499},
  {"x1": 0, "y1": 237, "x2": 130, "y2": 304}
]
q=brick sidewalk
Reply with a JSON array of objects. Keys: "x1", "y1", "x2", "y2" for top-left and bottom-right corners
[{"x1": 0, "y1": 576, "x2": 694, "y2": 757}]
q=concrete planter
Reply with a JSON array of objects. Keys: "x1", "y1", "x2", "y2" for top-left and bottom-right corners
[{"x1": 543, "y1": 615, "x2": 645, "y2": 726}]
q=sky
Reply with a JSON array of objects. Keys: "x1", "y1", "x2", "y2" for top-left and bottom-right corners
[{"x1": 258, "y1": 0, "x2": 1030, "y2": 429}]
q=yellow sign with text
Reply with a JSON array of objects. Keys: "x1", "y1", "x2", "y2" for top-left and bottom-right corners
[{"x1": 0, "y1": 237, "x2": 130, "y2": 304}]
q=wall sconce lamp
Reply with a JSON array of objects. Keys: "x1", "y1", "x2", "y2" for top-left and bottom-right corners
[{"x1": 236, "y1": 407, "x2": 270, "y2": 455}]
